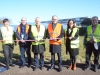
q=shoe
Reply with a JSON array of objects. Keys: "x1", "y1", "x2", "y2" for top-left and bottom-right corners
[
  {"x1": 94, "y1": 65, "x2": 98, "y2": 72},
  {"x1": 19, "y1": 64, "x2": 26, "y2": 68},
  {"x1": 6, "y1": 65, "x2": 10, "y2": 70},
  {"x1": 40, "y1": 66, "x2": 44, "y2": 70},
  {"x1": 58, "y1": 66, "x2": 62, "y2": 72},
  {"x1": 34, "y1": 67, "x2": 38, "y2": 71},
  {"x1": 84, "y1": 65, "x2": 91, "y2": 71},
  {"x1": 73, "y1": 63, "x2": 76, "y2": 71},
  {"x1": 68, "y1": 63, "x2": 72, "y2": 70},
  {"x1": 47, "y1": 65, "x2": 54, "y2": 71},
  {"x1": 9, "y1": 64, "x2": 15, "y2": 67},
  {"x1": 6, "y1": 66, "x2": 10, "y2": 70},
  {"x1": 6, "y1": 64, "x2": 10, "y2": 70},
  {"x1": 27, "y1": 64, "x2": 31, "y2": 68}
]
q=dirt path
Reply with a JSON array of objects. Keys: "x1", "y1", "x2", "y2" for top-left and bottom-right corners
[{"x1": 0, "y1": 64, "x2": 100, "y2": 75}]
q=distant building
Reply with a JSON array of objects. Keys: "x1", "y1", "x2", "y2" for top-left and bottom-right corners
[{"x1": 41, "y1": 16, "x2": 100, "y2": 26}]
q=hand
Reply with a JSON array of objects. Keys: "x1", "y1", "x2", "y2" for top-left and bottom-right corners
[
  {"x1": 54, "y1": 38, "x2": 57, "y2": 41},
  {"x1": 20, "y1": 39, "x2": 25, "y2": 43},
  {"x1": 50, "y1": 37, "x2": 53, "y2": 40},
  {"x1": 34, "y1": 40, "x2": 38, "y2": 43},
  {"x1": 1, "y1": 40, "x2": 6, "y2": 43},
  {"x1": 69, "y1": 37, "x2": 72, "y2": 40},
  {"x1": 40, "y1": 39, "x2": 45, "y2": 42}
]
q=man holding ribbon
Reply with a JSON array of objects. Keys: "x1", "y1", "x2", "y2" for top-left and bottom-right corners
[
  {"x1": 16, "y1": 17, "x2": 32, "y2": 68},
  {"x1": 29, "y1": 17, "x2": 46, "y2": 71},
  {"x1": 84, "y1": 16, "x2": 100, "y2": 72},
  {"x1": 47, "y1": 15, "x2": 64, "y2": 72}
]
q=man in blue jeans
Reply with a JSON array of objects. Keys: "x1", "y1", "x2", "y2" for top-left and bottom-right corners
[{"x1": 16, "y1": 17, "x2": 32, "y2": 68}]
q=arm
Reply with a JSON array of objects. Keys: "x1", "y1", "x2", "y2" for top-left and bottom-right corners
[
  {"x1": 13, "y1": 31, "x2": 17, "y2": 45},
  {"x1": 28, "y1": 26, "x2": 35, "y2": 40},
  {"x1": 43, "y1": 27, "x2": 47, "y2": 39},
  {"x1": 46, "y1": 29, "x2": 50, "y2": 39},
  {"x1": 15, "y1": 28, "x2": 22, "y2": 40},
  {"x1": 0, "y1": 29, "x2": 3, "y2": 40},
  {"x1": 56, "y1": 25, "x2": 64, "y2": 38},
  {"x1": 83, "y1": 32, "x2": 87, "y2": 46}
]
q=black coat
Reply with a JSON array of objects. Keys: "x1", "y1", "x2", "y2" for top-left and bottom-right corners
[
  {"x1": 47, "y1": 23, "x2": 64, "y2": 53},
  {"x1": 29, "y1": 26, "x2": 46, "y2": 53},
  {"x1": 64, "y1": 28, "x2": 79, "y2": 56}
]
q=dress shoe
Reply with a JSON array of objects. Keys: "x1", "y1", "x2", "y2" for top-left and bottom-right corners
[
  {"x1": 40, "y1": 66, "x2": 44, "y2": 70},
  {"x1": 6, "y1": 64, "x2": 10, "y2": 70},
  {"x1": 27, "y1": 64, "x2": 31, "y2": 68},
  {"x1": 9, "y1": 64, "x2": 15, "y2": 67},
  {"x1": 6, "y1": 66, "x2": 10, "y2": 70},
  {"x1": 58, "y1": 66, "x2": 62, "y2": 72},
  {"x1": 19, "y1": 64, "x2": 26, "y2": 68},
  {"x1": 84, "y1": 65, "x2": 91, "y2": 71},
  {"x1": 47, "y1": 65, "x2": 54, "y2": 71},
  {"x1": 94, "y1": 65, "x2": 98, "y2": 72}
]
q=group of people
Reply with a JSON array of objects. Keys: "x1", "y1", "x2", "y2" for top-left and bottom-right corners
[{"x1": 0, "y1": 15, "x2": 100, "y2": 72}]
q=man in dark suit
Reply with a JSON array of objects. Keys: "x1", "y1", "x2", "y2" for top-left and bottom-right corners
[{"x1": 15, "y1": 17, "x2": 32, "y2": 68}]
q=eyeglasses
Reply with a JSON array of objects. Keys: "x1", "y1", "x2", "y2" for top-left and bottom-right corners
[
  {"x1": 21, "y1": 20, "x2": 26, "y2": 21},
  {"x1": 52, "y1": 19, "x2": 57, "y2": 20}
]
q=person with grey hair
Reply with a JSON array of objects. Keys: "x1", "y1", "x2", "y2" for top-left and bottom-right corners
[
  {"x1": 29, "y1": 17, "x2": 46, "y2": 71},
  {"x1": 15, "y1": 17, "x2": 32, "y2": 68},
  {"x1": 47, "y1": 15, "x2": 64, "y2": 72},
  {"x1": 83, "y1": 16, "x2": 100, "y2": 72}
]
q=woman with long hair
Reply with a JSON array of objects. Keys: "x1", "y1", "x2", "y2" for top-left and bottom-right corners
[{"x1": 64, "y1": 19, "x2": 79, "y2": 70}]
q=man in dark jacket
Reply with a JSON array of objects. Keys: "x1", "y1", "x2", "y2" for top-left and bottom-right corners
[{"x1": 15, "y1": 17, "x2": 32, "y2": 68}]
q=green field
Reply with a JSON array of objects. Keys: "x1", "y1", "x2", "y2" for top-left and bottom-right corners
[{"x1": 0, "y1": 36, "x2": 95, "y2": 64}]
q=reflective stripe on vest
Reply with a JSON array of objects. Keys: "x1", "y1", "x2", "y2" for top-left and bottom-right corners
[
  {"x1": 64, "y1": 28, "x2": 79, "y2": 48},
  {"x1": 31, "y1": 25, "x2": 45, "y2": 45},
  {"x1": 1, "y1": 26, "x2": 14, "y2": 44},
  {"x1": 48, "y1": 23, "x2": 62, "y2": 45},
  {"x1": 87, "y1": 24, "x2": 100, "y2": 42}
]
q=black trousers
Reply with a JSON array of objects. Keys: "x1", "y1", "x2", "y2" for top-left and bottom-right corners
[
  {"x1": 51, "y1": 52, "x2": 62, "y2": 66},
  {"x1": 34, "y1": 53, "x2": 44, "y2": 67},
  {"x1": 2, "y1": 44, "x2": 14, "y2": 67},
  {"x1": 86, "y1": 42, "x2": 99, "y2": 67}
]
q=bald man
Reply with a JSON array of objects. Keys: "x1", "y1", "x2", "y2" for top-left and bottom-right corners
[
  {"x1": 15, "y1": 17, "x2": 32, "y2": 68},
  {"x1": 29, "y1": 17, "x2": 46, "y2": 71}
]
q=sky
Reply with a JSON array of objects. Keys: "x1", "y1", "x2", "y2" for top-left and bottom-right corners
[{"x1": 0, "y1": 0, "x2": 100, "y2": 24}]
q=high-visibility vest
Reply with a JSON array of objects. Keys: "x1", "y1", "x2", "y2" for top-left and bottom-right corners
[
  {"x1": 17, "y1": 24, "x2": 30, "y2": 42},
  {"x1": 87, "y1": 24, "x2": 100, "y2": 42},
  {"x1": 17, "y1": 24, "x2": 30, "y2": 35},
  {"x1": 0, "y1": 26, "x2": 14, "y2": 44},
  {"x1": 64, "y1": 28, "x2": 79, "y2": 48},
  {"x1": 47, "y1": 23, "x2": 62, "y2": 45},
  {"x1": 31, "y1": 25, "x2": 46, "y2": 45}
]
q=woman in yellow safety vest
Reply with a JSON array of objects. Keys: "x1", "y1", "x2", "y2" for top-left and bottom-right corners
[{"x1": 64, "y1": 19, "x2": 79, "y2": 71}]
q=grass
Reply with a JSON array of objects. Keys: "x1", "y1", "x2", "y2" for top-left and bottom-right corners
[{"x1": 0, "y1": 36, "x2": 96, "y2": 63}]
